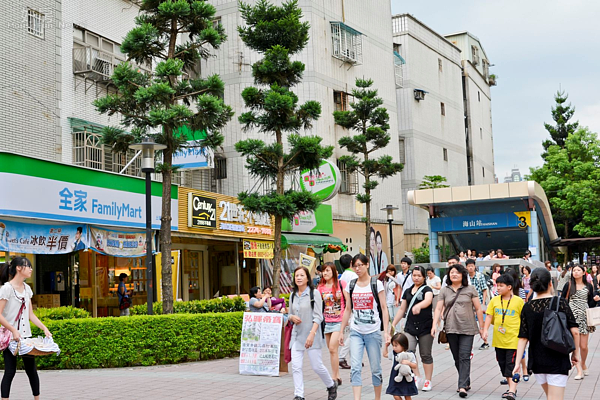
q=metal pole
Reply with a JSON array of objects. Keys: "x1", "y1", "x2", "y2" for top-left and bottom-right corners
[
  {"x1": 388, "y1": 219, "x2": 394, "y2": 265},
  {"x1": 145, "y1": 170, "x2": 154, "y2": 315}
]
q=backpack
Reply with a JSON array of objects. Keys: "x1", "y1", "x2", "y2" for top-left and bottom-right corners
[
  {"x1": 541, "y1": 296, "x2": 576, "y2": 355},
  {"x1": 291, "y1": 289, "x2": 325, "y2": 339},
  {"x1": 349, "y1": 276, "x2": 384, "y2": 331}
]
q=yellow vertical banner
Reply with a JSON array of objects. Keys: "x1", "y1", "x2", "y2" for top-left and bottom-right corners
[{"x1": 155, "y1": 251, "x2": 180, "y2": 302}]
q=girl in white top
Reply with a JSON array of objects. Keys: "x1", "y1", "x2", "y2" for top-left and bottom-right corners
[{"x1": 0, "y1": 258, "x2": 52, "y2": 400}]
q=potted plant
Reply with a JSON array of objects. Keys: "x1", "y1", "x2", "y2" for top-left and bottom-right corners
[{"x1": 489, "y1": 74, "x2": 497, "y2": 86}]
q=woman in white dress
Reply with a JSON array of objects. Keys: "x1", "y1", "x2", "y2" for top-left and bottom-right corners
[{"x1": 0, "y1": 258, "x2": 52, "y2": 400}]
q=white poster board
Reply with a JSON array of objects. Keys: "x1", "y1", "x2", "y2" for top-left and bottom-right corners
[{"x1": 239, "y1": 312, "x2": 283, "y2": 377}]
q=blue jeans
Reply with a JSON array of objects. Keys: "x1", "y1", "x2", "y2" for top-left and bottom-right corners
[{"x1": 350, "y1": 330, "x2": 383, "y2": 387}]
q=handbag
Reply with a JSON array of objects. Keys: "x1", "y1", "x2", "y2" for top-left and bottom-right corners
[
  {"x1": 586, "y1": 306, "x2": 600, "y2": 327},
  {"x1": 0, "y1": 289, "x2": 27, "y2": 351},
  {"x1": 119, "y1": 295, "x2": 131, "y2": 310},
  {"x1": 541, "y1": 296, "x2": 576, "y2": 355},
  {"x1": 438, "y1": 287, "x2": 463, "y2": 344}
]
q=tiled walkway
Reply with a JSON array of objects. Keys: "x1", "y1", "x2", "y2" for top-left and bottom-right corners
[{"x1": 6, "y1": 327, "x2": 600, "y2": 399}]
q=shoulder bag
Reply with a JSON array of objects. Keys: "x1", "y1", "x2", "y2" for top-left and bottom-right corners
[
  {"x1": 541, "y1": 296, "x2": 576, "y2": 354},
  {"x1": 438, "y1": 287, "x2": 463, "y2": 344}
]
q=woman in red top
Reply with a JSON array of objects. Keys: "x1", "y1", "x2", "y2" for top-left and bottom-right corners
[{"x1": 318, "y1": 262, "x2": 346, "y2": 386}]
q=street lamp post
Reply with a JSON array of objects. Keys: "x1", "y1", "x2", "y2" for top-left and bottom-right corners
[
  {"x1": 381, "y1": 205, "x2": 399, "y2": 265},
  {"x1": 130, "y1": 138, "x2": 166, "y2": 315}
]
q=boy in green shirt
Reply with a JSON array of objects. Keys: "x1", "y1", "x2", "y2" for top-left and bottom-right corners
[{"x1": 482, "y1": 274, "x2": 524, "y2": 400}]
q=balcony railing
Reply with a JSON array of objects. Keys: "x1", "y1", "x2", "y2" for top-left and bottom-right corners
[{"x1": 73, "y1": 45, "x2": 151, "y2": 82}]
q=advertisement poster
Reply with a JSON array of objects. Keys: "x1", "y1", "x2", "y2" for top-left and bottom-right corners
[
  {"x1": 368, "y1": 225, "x2": 391, "y2": 276},
  {"x1": 299, "y1": 160, "x2": 341, "y2": 201},
  {"x1": 0, "y1": 219, "x2": 87, "y2": 255},
  {"x1": 299, "y1": 253, "x2": 317, "y2": 274},
  {"x1": 239, "y1": 312, "x2": 283, "y2": 377},
  {"x1": 243, "y1": 240, "x2": 274, "y2": 259},
  {"x1": 155, "y1": 251, "x2": 180, "y2": 302},
  {"x1": 89, "y1": 226, "x2": 153, "y2": 257}
]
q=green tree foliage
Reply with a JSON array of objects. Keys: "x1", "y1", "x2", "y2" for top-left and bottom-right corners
[
  {"x1": 542, "y1": 90, "x2": 579, "y2": 158},
  {"x1": 334, "y1": 78, "x2": 403, "y2": 260},
  {"x1": 412, "y1": 237, "x2": 430, "y2": 263},
  {"x1": 419, "y1": 175, "x2": 449, "y2": 189},
  {"x1": 529, "y1": 127, "x2": 600, "y2": 238},
  {"x1": 93, "y1": 0, "x2": 234, "y2": 313},
  {"x1": 235, "y1": 0, "x2": 333, "y2": 296}
]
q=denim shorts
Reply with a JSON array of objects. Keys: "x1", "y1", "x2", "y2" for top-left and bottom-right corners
[{"x1": 324, "y1": 322, "x2": 341, "y2": 334}]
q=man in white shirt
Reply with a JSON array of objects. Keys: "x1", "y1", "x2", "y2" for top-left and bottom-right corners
[
  {"x1": 397, "y1": 257, "x2": 414, "y2": 297},
  {"x1": 338, "y1": 254, "x2": 357, "y2": 370}
]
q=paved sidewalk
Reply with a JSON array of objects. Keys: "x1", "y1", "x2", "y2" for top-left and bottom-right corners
[{"x1": 6, "y1": 328, "x2": 600, "y2": 400}]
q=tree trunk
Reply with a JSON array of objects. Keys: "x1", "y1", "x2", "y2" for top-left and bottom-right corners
[
  {"x1": 161, "y1": 149, "x2": 173, "y2": 313},
  {"x1": 272, "y1": 129, "x2": 284, "y2": 297},
  {"x1": 365, "y1": 183, "x2": 371, "y2": 269}
]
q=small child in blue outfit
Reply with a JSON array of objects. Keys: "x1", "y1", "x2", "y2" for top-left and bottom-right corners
[{"x1": 386, "y1": 333, "x2": 418, "y2": 400}]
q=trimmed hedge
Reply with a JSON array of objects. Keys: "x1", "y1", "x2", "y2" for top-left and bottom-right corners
[
  {"x1": 34, "y1": 306, "x2": 90, "y2": 321},
  {"x1": 130, "y1": 297, "x2": 246, "y2": 315},
  {"x1": 19, "y1": 312, "x2": 243, "y2": 369}
]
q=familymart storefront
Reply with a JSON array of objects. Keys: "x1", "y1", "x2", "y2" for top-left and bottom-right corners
[{"x1": 0, "y1": 152, "x2": 178, "y2": 316}]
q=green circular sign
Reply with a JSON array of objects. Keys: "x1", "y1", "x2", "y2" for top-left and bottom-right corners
[{"x1": 300, "y1": 160, "x2": 340, "y2": 201}]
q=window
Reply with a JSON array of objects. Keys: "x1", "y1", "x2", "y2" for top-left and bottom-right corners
[
  {"x1": 398, "y1": 138, "x2": 406, "y2": 164},
  {"x1": 394, "y1": 51, "x2": 404, "y2": 88},
  {"x1": 72, "y1": 26, "x2": 151, "y2": 82},
  {"x1": 212, "y1": 17, "x2": 221, "y2": 30},
  {"x1": 213, "y1": 156, "x2": 227, "y2": 180},
  {"x1": 71, "y1": 118, "x2": 141, "y2": 176},
  {"x1": 482, "y1": 167, "x2": 485, "y2": 178},
  {"x1": 440, "y1": 102, "x2": 445, "y2": 116},
  {"x1": 443, "y1": 148, "x2": 448, "y2": 161},
  {"x1": 438, "y1": 58, "x2": 443, "y2": 72},
  {"x1": 338, "y1": 159, "x2": 358, "y2": 195},
  {"x1": 471, "y1": 45, "x2": 480, "y2": 65},
  {"x1": 331, "y1": 22, "x2": 363, "y2": 65},
  {"x1": 27, "y1": 9, "x2": 45, "y2": 38},
  {"x1": 478, "y1": 91, "x2": 481, "y2": 102},
  {"x1": 334, "y1": 91, "x2": 353, "y2": 112},
  {"x1": 393, "y1": 43, "x2": 401, "y2": 54},
  {"x1": 480, "y1": 127, "x2": 483, "y2": 139}
]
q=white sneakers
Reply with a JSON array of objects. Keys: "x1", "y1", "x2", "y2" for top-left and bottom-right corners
[{"x1": 422, "y1": 380, "x2": 432, "y2": 391}]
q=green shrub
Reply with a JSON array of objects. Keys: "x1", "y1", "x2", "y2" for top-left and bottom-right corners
[
  {"x1": 12, "y1": 312, "x2": 243, "y2": 369},
  {"x1": 34, "y1": 306, "x2": 90, "y2": 321},
  {"x1": 280, "y1": 293, "x2": 290, "y2": 306},
  {"x1": 130, "y1": 296, "x2": 246, "y2": 315}
]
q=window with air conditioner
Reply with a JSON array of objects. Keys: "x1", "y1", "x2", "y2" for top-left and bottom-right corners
[
  {"x1": 338, "y1": 159, "x2": 358, "y2": 195},
  {"x1": 331, "y1": 22, "x2": 363, "y2": 65}
]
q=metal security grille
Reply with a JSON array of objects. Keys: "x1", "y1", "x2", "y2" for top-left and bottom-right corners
[
  {"x1": 394, "y1": 51, "x2": 405, "y2": 88},
  {"x1": 331, "y1": 22, "x2": 363, "y2": 65},
  {"x1": 27, "y1": 9, "x2": 44, "y2": 38},
  {"x1": 338, "y1": 159, "x2": 358, "y2": 195}
]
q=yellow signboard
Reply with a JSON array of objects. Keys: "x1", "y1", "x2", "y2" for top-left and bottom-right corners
[
  {"x1": 243, "y1": 240, "x2": 274, "y2": 259},
  {"x1": 514, "y1": 211, "x2": 531, "y2": 229},
  {"x1": 155, "y1": 250, "x2": 180, "y2": 302}
]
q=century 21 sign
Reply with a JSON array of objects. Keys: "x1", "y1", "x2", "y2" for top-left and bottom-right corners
[{"x1": 188, "y1": 193, "x2": 217, "y2": 229}]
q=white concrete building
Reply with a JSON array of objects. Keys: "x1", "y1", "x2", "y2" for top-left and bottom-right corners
[
  {"x1": 392, "y1": 14, "x2": 471, "y2": 251},
  {"x1": 205, "y1": 0, "x2": 406, "y2": 259},
  {"x1": 0, "y1": 0, "x2": 148, "y2": 175}
]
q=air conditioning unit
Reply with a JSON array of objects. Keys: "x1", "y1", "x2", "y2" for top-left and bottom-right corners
[{"x1": 414, "y1": 89, "x2": 428, "y2": 101}]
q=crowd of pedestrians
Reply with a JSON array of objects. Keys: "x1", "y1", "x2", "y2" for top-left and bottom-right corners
[{"x1": 246, "y1": 250, "x2": 599, "y2": 400}]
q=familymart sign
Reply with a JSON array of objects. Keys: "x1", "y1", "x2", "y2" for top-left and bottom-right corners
[{"x1": 0, "y1": 153, "x2": 178, "y2": 230}]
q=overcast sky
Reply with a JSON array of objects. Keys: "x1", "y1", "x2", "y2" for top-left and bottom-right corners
[{"x1": 391, "y1": 0, "x2": 600, "y2": 180}]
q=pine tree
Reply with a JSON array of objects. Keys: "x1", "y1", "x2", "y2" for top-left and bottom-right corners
[
  {"x1": 235, "y1": 0, "x2": 333, "y2": 296},
  {"x1": 334, "y1": 78, "x2": 403, "y2": 261},
  {"x1": 541, "y1": 90, "x2": 579, "y2": 158},
  {"x1": 419, "y1": 175, "x2": 449, "y2": 189},
  {"x1": 93, "y1": 0, "x2": 234, "y2": 313}
]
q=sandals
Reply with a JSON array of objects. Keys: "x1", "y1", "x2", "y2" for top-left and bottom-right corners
[
  {"x1": 502, "y1": 391, "x2": 516, "y2": 400},
  {"x1": 458, "y1": 389, "x2": 468, "y2": 398},
  {"x1": 500, "y1": 379, "x2": 508, "y2": 385},
  {"x1": 523, "y1": 375, "x2": 529, "y2": 382}
]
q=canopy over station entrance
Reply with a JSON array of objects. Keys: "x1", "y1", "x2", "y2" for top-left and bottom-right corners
[{"x1": 408, "y1": 181, "x2": 561, "y2": 265}]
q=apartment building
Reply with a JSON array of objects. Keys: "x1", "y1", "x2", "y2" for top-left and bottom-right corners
[
  {"x1": 205, "y1": 1, "x2": 406, "y2": 259},
  {"x1": 392, "y1": 15, "x2": 496, "y2": 251}
]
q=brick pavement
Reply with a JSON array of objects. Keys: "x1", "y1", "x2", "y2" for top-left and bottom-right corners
[{"x1": 5, "y1": 327, "x2": 600, "y2": 400}]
